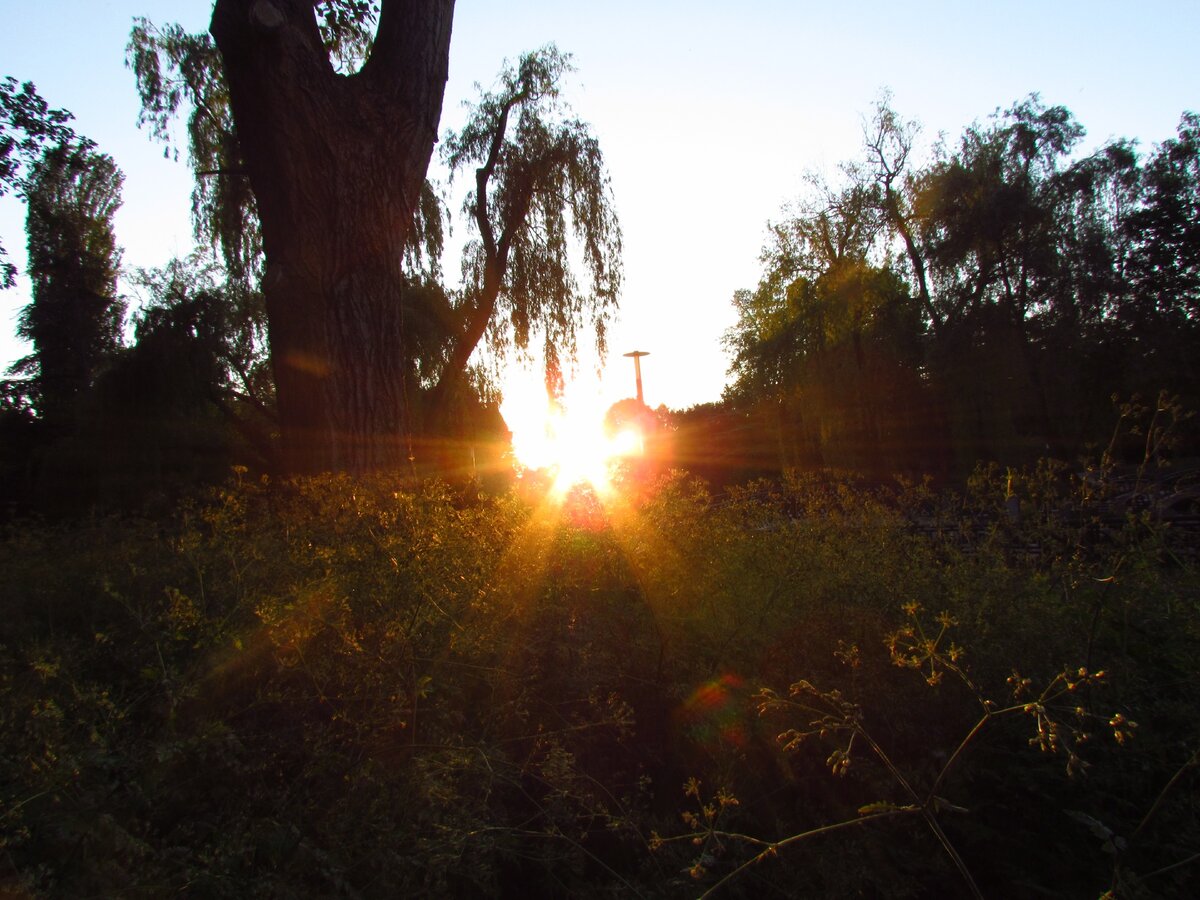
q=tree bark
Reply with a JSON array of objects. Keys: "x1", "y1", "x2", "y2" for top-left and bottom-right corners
[{"x1": 210, "y1": 0, "x2": 454, "y2": 473}]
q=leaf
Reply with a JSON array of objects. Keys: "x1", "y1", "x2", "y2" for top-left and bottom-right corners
[{"x1": 1065, "y1": 809, "x2": 1114, "y2": 842}]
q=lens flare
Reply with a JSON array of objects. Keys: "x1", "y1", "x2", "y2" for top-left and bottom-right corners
[
  {"x1": 500, "y1": 369, "x2": 641, "y2": 494},
  {"x1": 679, "y1": 673, "x2": 750, "y2": 750}
]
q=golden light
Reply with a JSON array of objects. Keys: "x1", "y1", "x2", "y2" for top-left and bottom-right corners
[
  {"x1": 610, "y1": 427, "x2": 644, "y2": 457},
  {"x1": 500, "y1": 368, "x2": 641, "y2": 494}
]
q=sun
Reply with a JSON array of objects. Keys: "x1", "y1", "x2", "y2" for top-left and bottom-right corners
[{"x1": 499, "y1": 369, "x2": 641, "y2": 494}]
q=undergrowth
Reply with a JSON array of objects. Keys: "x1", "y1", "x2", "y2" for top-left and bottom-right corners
[{"x1": 1, "y1": 461, "x2": 1197, "y2": 897}]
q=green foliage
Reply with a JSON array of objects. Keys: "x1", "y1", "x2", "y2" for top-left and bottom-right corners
[
  {"x1": 127, "y1": 18, "x2": 259, "y2": 286},
  {"x1": 1, "y1": 460, "x2": 1196, "y2": 896},
  {"x1": 136, "y1": 254, "x2": 269, "y2": 395},
  {"x1": 125, "y1": 20, "x2": 600, "y2": 465},
  {"x1": 4, "y1": 254, "x2": 275, "y2": 513},
  {"x1": 313, "y1": 0, "x2": 381, "y2": 73},
  {"x1": 126, "y1": 7, "x2": 436, "y2": 291},
  {"x1": 0, "y1": 78, "x2": 81, "y2": 197},
  {"x1": 125, "y1": 1, "x2": 396, "y2": 271}
]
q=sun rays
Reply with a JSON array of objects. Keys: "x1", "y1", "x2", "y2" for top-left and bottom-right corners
[{"x1": 500, "y1": 369, "x2": 645, "y2": 498}]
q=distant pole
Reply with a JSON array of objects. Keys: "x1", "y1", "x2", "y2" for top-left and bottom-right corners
[{"x1": 623, "y1": 350, "x2": 650, "y2": 405}]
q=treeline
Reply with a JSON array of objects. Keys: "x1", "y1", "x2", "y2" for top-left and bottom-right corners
[
  {"x1": 703, "y1": 96, "x2": 1199, "y2": 481},
  {"x1": 4, "y1": 82, "x2": 1199, "y2": 509},
  {"x1": 0, "y1": 64, "x2": 532, "y2": 512}
]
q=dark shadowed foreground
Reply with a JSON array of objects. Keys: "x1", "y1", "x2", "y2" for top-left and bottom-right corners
[{"x1": 2, "y1": 463, "x2": 1197, "y2": 897}]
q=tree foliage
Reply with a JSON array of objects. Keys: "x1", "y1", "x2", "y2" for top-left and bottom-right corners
[
  {"x1": 8, "y1": 144, "x2": 124, "y2": 423},
  {"x1": 123, "y1": 0, "x2": 459, "y2": 473},
  {"x1": 128, "y1": 16, "x2": 620, "y2": 471},
  {"x1": 79, "y1": 256, "x2": 275, "y2": 502},
  {"x1": 725, "y1": 95, "x2": 1200, "y2": 475},
  {"x1": 0, "y1": 77, "x2": 88, "y2": 288},
  {"x1": 127, "y1": 18, "x2": 259, "y2": 286},
  {"x1": 125, "y1": 4, "x2": 391, "y2": 286},
  {"x1": 440, "y1": 45, "x2": 623, "y2": 402}
]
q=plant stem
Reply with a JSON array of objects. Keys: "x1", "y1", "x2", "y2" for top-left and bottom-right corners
[
  {"x1": 1130, "y1": 748, "x2": 1199, "y2": 843},
  {"x1": 930, "y1": 712, "x2": 991, "y2": 799},
  {"x1": 698, "y1": 808, "x2": 917, "y2": 899}
]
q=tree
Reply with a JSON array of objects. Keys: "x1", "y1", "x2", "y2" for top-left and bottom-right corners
[
  {"x1": 211, "y1": 0, "x2": 455, "y2": 474},
  {"x1": 912, "y1": 98, "x2": 1105, "y2": 460},
  {"x1": 127, "y1": 18, "x2": 260, "y2": 288},
  {"x1": 729, "y1": 93, "x2": 1200, "y2": 475},
  {"x1": 132, "y1": 0, "x2": 455, "y2": 474},
  {"x1": 83, "y1": 256, "x2": 276, "y2": 501},
  {"x1": 432, "y1": 46, "x2": 622, "y2": 417},
  {"x1": 127, "y1": 255, "x2": 276, "y2": 449},
  {"x1": 723, "y1": 174, "x2": 883, "y2": 407},
  {"x1": 1123, "y1": 112, "x2": 1200, "y2": 395},
  {"x1": 864, "y1": 95, "x2": 940, "y2": 336},
  {"x1": 0, "y1": 77, "x2": 86, "y2": 288},
  {"x1": 8, "y1": 144, "x2": 124, "y2": 423},
  {"x1": 130, "y1": 13, "x2": 626, "y2": 475},
  {"x1": 724, "y1": 172, "x2": 928, "y2": 474}
]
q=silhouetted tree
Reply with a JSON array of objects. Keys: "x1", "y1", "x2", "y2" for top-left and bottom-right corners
[
  {"x1": 0, "y1": 77, "x2": 85, "y2": 289},
  {"x1": 724, "y1": 170, "x2": 929, "y2": 474},
  {"x1": 27, "y1": 256, "x2": 276, "y2": 510},
  {"x1": 432, "y1": 45, "x2": 622, "y2": 417},
  {"x1": 130, "y1": 14, "x2": 626, "y2": 476},
  {"x1": 130, "y1": 0, "x2": 455, "y2": 474},
  {"x1": 8, "y1": 144, "x2": 124, "y2": 424},
  {"x1": 1123, "y1": 113, "x2": 1200, "y2": 398},
  {"x1": 727, "y1": 95, "x2": 1200, "y2": 477}
]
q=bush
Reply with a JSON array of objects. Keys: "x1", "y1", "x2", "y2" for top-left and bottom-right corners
[{"x1": 1, "y1": 466, "x2": 1196, "y2": 896}]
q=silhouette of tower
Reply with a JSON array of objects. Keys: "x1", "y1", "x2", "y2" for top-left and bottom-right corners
[{"x1": 623, "y1": 350, "x2": 650, "y2": 405}]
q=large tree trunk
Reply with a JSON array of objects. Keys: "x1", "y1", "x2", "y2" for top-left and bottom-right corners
[{"x1": 210, "y1": 0, "x2": 454, "y2": 473}]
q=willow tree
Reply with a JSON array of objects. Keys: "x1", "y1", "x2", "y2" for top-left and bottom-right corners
[
  {"x1": 131, "y1": 0, "x2": 455, "y2": 473},
  {"x1": 429, "y1": 46, "x2": 622, "y2": 422}
]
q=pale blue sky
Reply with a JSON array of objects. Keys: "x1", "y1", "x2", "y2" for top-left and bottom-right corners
[{"x1": 1, "y1": 1, "x2": 1197, "y2": 409}]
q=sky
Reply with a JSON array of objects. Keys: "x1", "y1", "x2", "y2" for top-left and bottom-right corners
[{"x1": 1, "y1": 0, "x2": 1198, "y2": 412}]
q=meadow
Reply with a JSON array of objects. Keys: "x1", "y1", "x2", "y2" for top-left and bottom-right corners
[{"x1": 2, "y1": 459, "x2": 1196, "y2": 897}]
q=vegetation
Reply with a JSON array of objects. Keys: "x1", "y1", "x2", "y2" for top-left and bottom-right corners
[
  {"x1": 0, "y1": 77, "x2": 87, "y2": 290},
  {"x1": 10, "y1": 144, "x2": 124, "y2": 425},
  {"x1": 6, "y1": 24, "x2": 616, "y2": 503},
  {"x1": 0, "y1": 7, "x2": 1197, "y2": 898},
  {"x1": 127, "y1": 5, "x2": 620, "y2": 475},
  {"x1": 431, "y1": 45, "x2": 622, "y2": 427},
  {"x1": 720, "y1": 97, "x2": 1200, "y2": 478},
  {"x1": 1, "y1": 456, "x2": 1196, "y2": 897}
]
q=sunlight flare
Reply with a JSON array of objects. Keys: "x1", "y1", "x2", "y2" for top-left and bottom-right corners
[{"x1": 500, "y1": 368, "x2": 642, "y2": 494}]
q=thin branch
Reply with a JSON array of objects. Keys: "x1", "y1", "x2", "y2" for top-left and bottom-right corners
[
  {"x1": 698, "y1": 808, "x2": 918, "y2": 899},
  {"x1": 922, "y1": 813, "x2": 985, "y2": 900},
  {"x1": 860, "y1": 717, "x2": 983, "y2": 899}
]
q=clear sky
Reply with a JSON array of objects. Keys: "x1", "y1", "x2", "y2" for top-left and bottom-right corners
[{"x1": 1, "y1": 0, "x2": 1198, "y2": 411}]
